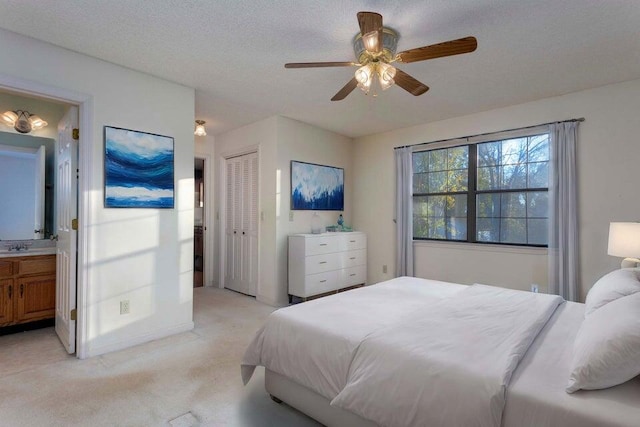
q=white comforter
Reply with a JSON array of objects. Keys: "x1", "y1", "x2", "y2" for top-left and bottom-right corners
[
  {"x1": 330, "y1": 284, "x2": 564, "y2": 427},
  {"x1": 242, "y1": 277, "x2": 466, "y2": 399}
]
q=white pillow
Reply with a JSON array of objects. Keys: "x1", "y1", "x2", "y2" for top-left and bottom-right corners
[
  {"x1": 584, "y1": 269, "x2": 640, "y2": 316},
  {"x1": 566, "y1": 292, "x2": 640, "y2": 393}
]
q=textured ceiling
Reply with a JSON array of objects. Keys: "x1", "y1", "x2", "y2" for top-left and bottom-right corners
[{"x1": 1, "y1": 0, "x2": 639, "y2": 138}]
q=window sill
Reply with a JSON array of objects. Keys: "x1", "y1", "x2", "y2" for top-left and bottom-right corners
[{"x1": 413, "y1": 239, "x2": 548, "y2": 255}]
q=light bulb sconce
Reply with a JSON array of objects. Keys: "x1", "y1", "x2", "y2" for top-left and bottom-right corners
[
  {"x1": 1, "y1": 110, "x2": 48, "y2": 134},
  {"x1": 194, "y1": 120, "x2": 207, "y2": 136}
]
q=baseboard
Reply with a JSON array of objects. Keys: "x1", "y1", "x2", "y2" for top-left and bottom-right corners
[
  {"x1": 85, "y1": 321, "x2": 195, "y2": 358},
  {"x1": 257, "y1": 294, "x2": 288, "y2": 307}
]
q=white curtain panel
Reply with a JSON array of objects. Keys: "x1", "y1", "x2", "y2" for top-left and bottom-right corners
[
  {"x1": 548, "y1": 122, "x2": 579, "y2": 301},
  {"x1": 395, "y1": 147, "x2": 414, "y2": 277}
]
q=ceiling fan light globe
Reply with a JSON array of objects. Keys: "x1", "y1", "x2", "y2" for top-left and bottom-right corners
[
  {"x1": 362, "y1": 31, "x2": 379, "y2": 53},
  {"x1": 355, "y1": 64, "x2": 373, "y2": 85},
  {"x1": 378, "y1": 63, "x2": 396, "y2": 90}
]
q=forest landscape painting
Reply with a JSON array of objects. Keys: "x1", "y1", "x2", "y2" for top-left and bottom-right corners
[
  {"x1": 291, "y1": 161, "x2": 344, "y2": 210},
  {"x1": 104, "y1": 126, "x2": 174, "y2": 208}
]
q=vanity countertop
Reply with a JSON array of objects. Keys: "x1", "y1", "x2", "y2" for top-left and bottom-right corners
[{"x1": 0, "y1": 247, "x2": 56, "y2": 258}]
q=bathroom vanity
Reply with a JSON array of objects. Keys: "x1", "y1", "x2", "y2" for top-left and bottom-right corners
[{"x1": 0, "y1": 252, "x2": 56, "y2": 327}]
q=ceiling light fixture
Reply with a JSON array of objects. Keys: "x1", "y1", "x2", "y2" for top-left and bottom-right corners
[
  {"x1": 194, "y1": 120, "x2": 207, "y2": 136},
  {"x1": 354, "y1": 62, "x2": 397, "y2": 95},
  {"x1": 1, "y1": 110, "x2": 48, "y2": 134}
]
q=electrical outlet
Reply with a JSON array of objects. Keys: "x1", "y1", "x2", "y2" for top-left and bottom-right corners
[
  {"x1": 120, "y1": 300, "x2": 130, "y2": 314},
  {"x1": 289, "y1": 211, "x2": 294, "y2": 222},
  {"x1": 382, "y1": 265, "x2": 388, "y2": 274},
  {"x1": 531, "y1": 284, "x2": 539, "y2": 293}
]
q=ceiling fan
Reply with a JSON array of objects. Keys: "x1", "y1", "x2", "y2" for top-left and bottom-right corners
[{"x1": 285, "y1": 11, "x2": 477, "y2": 101}]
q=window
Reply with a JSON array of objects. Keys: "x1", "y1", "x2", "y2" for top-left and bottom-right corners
[{"x1": 412, "y1": 133, "x2": 549, "y2": 246}]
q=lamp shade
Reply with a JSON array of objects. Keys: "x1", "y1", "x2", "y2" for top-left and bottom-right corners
[{"x1": 607, "y1": 222, "x2": 640, "y2": 258}]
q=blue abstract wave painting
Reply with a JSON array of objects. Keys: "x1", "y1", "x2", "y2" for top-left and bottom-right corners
[
  {"x1": 104, "y1": 126, "x2": 174, "y2": 208},
  {"x1": 291, "y1": 161, "x2": 344, "y2": 210}
]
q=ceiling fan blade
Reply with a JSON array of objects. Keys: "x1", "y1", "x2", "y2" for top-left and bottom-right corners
[
  {"x1": 394, "y1": 69, "x2": 429, "y2": 96},
  {"x1": 285, "y1": 61, "x2": 356, "y2": 68},
  {"x1": 331, "y1": 78, "x2": 358, "y2": 101},
  {"x1": 396, "y1": 36, "x2": 478, "y2": 64},
  {"x1": 357, "y1": 11, "x2": 383, "y2": 53}
]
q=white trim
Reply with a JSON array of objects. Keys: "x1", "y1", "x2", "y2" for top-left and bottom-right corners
[
  {"x1": 413, "y1": 239, "x2": 548, "y2": 255},
  {"x1": 85, "y1": 321, "x2": 195, "y2": 358},
  {"x1": 0, "y1": 72, "x2": 93, "y2": 359}
]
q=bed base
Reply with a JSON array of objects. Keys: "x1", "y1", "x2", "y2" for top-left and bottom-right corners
[{"x1": 265, "y1": 369, "x2": 377, "y2": 427}]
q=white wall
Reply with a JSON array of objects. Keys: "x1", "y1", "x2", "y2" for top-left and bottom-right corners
[
  {"x1": 275, "y1": 116, "x2": 353, "y2": 303},
  {"x1": 0, "y1": 29, "x2": 195, "y2": 357},
  {"x1": 353, "y1": 78, "x2": 640, "y2": 301},
  {"x1": 213, "y1": 116, "x2": 353, "y2": 306}
]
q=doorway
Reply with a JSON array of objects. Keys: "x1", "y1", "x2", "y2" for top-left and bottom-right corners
[
  {"x1": 0, "y1": 74, "x2": 90, "y2": 358},
  {"x1": 194, "y1": 158, "x2": 205, "y2": 287}
]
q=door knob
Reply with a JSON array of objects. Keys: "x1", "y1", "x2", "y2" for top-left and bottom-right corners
[{"x1": 242, "y1": 231, "x2": 245, "y2": 235}]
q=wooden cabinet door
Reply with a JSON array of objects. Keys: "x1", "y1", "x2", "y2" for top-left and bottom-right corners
[
  {"x1": 0, "y1": 278, "x2": 13, "y2": 326},
  {"x1": 16, "y1": 274, "x2": 56, "y2": 323}
]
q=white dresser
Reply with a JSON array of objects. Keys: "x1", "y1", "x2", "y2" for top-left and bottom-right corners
[{"x1": 288, "y1": 232, "x2": 367, "y2": 300}]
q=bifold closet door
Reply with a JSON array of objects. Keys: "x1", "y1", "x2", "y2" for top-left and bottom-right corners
[{"x1": 224, "y1": 153, "x2": 258, "y2": 296}]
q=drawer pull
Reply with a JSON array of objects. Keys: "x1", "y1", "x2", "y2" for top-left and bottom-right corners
[
  {"x1": 349, "y1": 257, "x2": 356, "y2": 260},
  {"x1": 350, "y1": 240, "x2": 356, "y2": 243},
  {"x1": 7, "y1": 285, "x2": 11, "y2": 299},
  {"x1": 20, "y1": 284, "x2": 24, "y2": 298},
  {"x1": 319, "y1": 261, "x2": 327, "y2": 264},
  {"x1": 319, "y1": 280, "x2": 327, "y2": 283},
  {"x1": 350, "y1": 273, "x2": 356, "y2": 277},
  {"x1": 319, "y1": 243, "x2": 328, "y2": 246}
]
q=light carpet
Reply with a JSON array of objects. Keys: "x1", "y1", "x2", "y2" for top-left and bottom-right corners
[{"x1": 0, "y1": 287, "x2": 321, "y2": 426}]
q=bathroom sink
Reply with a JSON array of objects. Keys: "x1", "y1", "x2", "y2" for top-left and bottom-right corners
[{"x1": 0, "y1": 247, "x2": 56, "y2": 257}]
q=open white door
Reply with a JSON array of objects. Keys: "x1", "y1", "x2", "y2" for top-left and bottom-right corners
[
  {"x1": 55, "y1": 106, "x2": 78, "y2": 354},
  {"x1": 34, "y1": 145, "x2": 45, "y2": 239}
]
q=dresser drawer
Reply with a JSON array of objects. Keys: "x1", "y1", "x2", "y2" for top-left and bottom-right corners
[
  {"x1": 18, "y1": 256, "x2": 56, "y2": 275},
  {"x1": 0, "y1": 260, "x2": 13, "y2": 278},
  {"x1": 303, "y1": 270, "x2": 339, "y2": 296},
  {"x1": 304, "y1": 235, "x2": 339, "y2": 256},
  {"x1": 304, "y1": 252, "x2": 340, "y2": 275},
  {"x1": 341, "y1": 265, "x2": 367, "y2": 287},
  {"x1": 339, "y1": 249, "x2": 366, "y2": 269},
  {"x1": 339, "y1": 233, "x2": 367, "y2": 251}
]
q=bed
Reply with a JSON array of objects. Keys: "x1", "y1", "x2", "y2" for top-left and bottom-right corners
[{"x1": 242, "y1": 276, "x2": 640, "y2": 427}]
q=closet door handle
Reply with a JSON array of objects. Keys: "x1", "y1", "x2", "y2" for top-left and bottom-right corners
[
  {"x1": 233, "y1": 231, "x2": 237, "y2": 234},
  {"x1": 242, "y1": 231, "x2": 245, "y2": 235},
  {"x1": 20, "y1": 284, "x2": 24, "y2": 298},
  {"x1": 7, "y1": 285, "x2": 11, "y2": 299}
]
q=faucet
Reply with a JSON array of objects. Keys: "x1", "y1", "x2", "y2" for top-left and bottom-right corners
[{"x1": 4, "y1": 242, "x2": 32, "y2": 251}]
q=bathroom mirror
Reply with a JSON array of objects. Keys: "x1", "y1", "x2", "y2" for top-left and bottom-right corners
[{"x1": 0, "y1": 132, "x2": 55, "y2": 240}]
